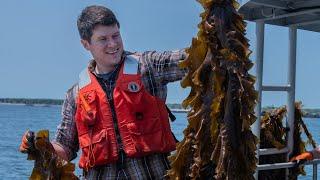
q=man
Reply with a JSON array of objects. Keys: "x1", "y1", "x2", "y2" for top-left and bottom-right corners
[{"x1": 20, "y1": 5, "x2": 187, "y2": 179}]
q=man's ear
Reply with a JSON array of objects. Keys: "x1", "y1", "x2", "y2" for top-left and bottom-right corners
[{"x1": 81, "y1": 39, "x2": 90, "y2": 51}]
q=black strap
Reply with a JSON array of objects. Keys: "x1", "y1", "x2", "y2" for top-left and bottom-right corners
[
  {"x1": 166, "y1": 105, "x2": 176, "y2": 122},
  {"x1": 165, "y1": 105, "x2": 179, "y2": 143}
]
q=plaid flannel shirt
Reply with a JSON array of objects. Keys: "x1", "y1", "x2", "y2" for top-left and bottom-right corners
[{"x1": 53, "y1": 50, "x2": 187, "y2": 179}]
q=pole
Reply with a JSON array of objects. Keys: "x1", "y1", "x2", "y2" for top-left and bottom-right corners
[{"x1": 253, "y1": 20, "x2": 265, "y2": 180}]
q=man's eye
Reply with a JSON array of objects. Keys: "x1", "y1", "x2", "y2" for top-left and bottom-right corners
[{"x1": 112, "y1": 34, "x2": 119, "y2": 39}]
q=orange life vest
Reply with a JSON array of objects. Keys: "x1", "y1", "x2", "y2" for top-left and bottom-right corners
[{"x1": 75, "y1": 55, "x2": 177, "y2": 169}]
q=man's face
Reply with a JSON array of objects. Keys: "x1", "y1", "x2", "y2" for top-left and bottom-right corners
[{"x1": 81, "y1": 24, "x2": 124, "y2": 72}]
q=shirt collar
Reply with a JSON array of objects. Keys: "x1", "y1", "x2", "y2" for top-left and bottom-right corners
[{"x1": 88, "y1": 51, "x2": 133, "y2": 80}]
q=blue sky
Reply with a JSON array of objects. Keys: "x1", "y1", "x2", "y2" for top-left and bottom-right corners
[{"x1": 1, "y1": 1, "x2": 320, "y2": 108}]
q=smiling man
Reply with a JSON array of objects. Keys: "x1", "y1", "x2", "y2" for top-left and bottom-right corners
[
  {"x1": 81, "y1": 23, "x2": 124, "y2": 74},
  {"x1": 20, "y1": 5, "x2": 187, "y2": 179}
]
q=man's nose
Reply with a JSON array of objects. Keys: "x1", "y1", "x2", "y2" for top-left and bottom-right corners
[{"x1": 106, "y1": 39, "x2": 117, "y2": 48}]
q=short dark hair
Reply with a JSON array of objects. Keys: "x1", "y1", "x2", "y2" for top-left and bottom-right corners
[{"x1": 77, "y1": 5, "x2": 120, "y2": 42}]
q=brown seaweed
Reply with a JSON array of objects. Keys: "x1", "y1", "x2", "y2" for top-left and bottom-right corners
[
  {"x1": 259, "y1": 102, "x2": 317, "y2": 180},
  {"x1": 258, "y1": 107, "x2": 287, "y2": 180},
  {"x1": 289, "y1": 102, "x2": 316, "y2": 179},
  {"x1": 27, "y1": 130, "x2": 78, "y2": 180},
  {"x1": 167, "y1": 0, "x2": 257, "y2": 179}
]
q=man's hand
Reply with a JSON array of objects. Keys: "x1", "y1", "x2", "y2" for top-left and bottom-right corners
[
  {"x1": 290, "y1": 152, "x2": 313, "y2": 162},
  {"x1": 19, "y1": 130, "x2": 35, "y2": 153}
]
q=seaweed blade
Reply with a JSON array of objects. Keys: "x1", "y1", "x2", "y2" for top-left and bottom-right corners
[{"x1": 168, "y1": 0, "x2": 257, "y2": 179}]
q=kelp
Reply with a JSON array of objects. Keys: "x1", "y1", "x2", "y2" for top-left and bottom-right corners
[
  {"x1": 258, "y1": 107, "x2": 287, "y2": 180},
  {"x1": 167, "y1": 0, "x2": 257, "y2": 179},
  {"x1": 26, "y1": 130, "x2": 78, "y2": 180},
  {"x1": 289, "y1": 102, "x2": 317, "y2": 179},
  {"x1": 260, "y1": 106, "x2": 287, "y2": 149},
  {"x1": 259, "y1": 102, "x2": 317, "y2": 180}
]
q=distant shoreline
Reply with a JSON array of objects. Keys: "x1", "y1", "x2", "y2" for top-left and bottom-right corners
[
  {"x1": 1, "y1": 98, "x2": 320, "y2": 118},
  {"x1": 0, "y1": 102, "x2": 61, "y2": 107},
  {"x1": 0, "y1": 98, "x2": 63, "y2": 106}
]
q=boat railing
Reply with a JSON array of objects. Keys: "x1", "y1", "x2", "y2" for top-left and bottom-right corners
[{"x1": 257, "y1": 159, "x2": 320, "y2": 180}]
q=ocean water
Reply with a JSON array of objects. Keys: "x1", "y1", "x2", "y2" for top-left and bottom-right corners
[{"x1": 0, "y1": 104, "x2": 319, "y2": 179}]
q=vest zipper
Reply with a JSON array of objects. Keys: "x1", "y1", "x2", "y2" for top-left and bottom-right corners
[
  {"x1": 100, "y1": 78, "x2": 124, "y2": 154},
  {"x1": 108, "y1": 98, "x2": 123, "y2": 151}
]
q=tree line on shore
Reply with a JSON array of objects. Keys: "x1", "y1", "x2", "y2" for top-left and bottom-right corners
[
  {"x1": 1, "y1": 98, "x2": 320, "y2": 118},
  {"x1": 0, "y1": 98, "x2": 63, "y2": 105}
]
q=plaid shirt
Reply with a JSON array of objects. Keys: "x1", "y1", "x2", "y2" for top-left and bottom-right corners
[{"x1": 53, "y1": 50, "x2": 186, "y2": 179}]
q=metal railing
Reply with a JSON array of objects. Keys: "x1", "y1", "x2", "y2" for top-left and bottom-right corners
[
  {"x1": 257, "y1": 159, "x2": 320, "y2": 180},
  {"x1": 251, "y1": 16, "x2": 300, "y2": 178}
]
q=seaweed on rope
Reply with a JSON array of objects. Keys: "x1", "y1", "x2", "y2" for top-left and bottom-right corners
[
  {"x1": 167, "y1": 0, "x2": 258, "y2": 179},
  {"x1": 258, "y1": 102, "x2": 317, "y2": 180},
  {"x1": 166, "y1": 0, "x2": 318, "y2": 179}
]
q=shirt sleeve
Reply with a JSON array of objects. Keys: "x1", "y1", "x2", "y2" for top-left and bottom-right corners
[
  {"x1": 52, "y1": 84, "x2": 79, "y2": 161},
  {"x1": 143, "y1": 49, "x2": 188, "y2": 85}
]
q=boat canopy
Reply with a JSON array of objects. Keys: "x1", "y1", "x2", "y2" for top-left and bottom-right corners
[{"x1": 238, "y1": 0, "x2": 320, "y2": 32}]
